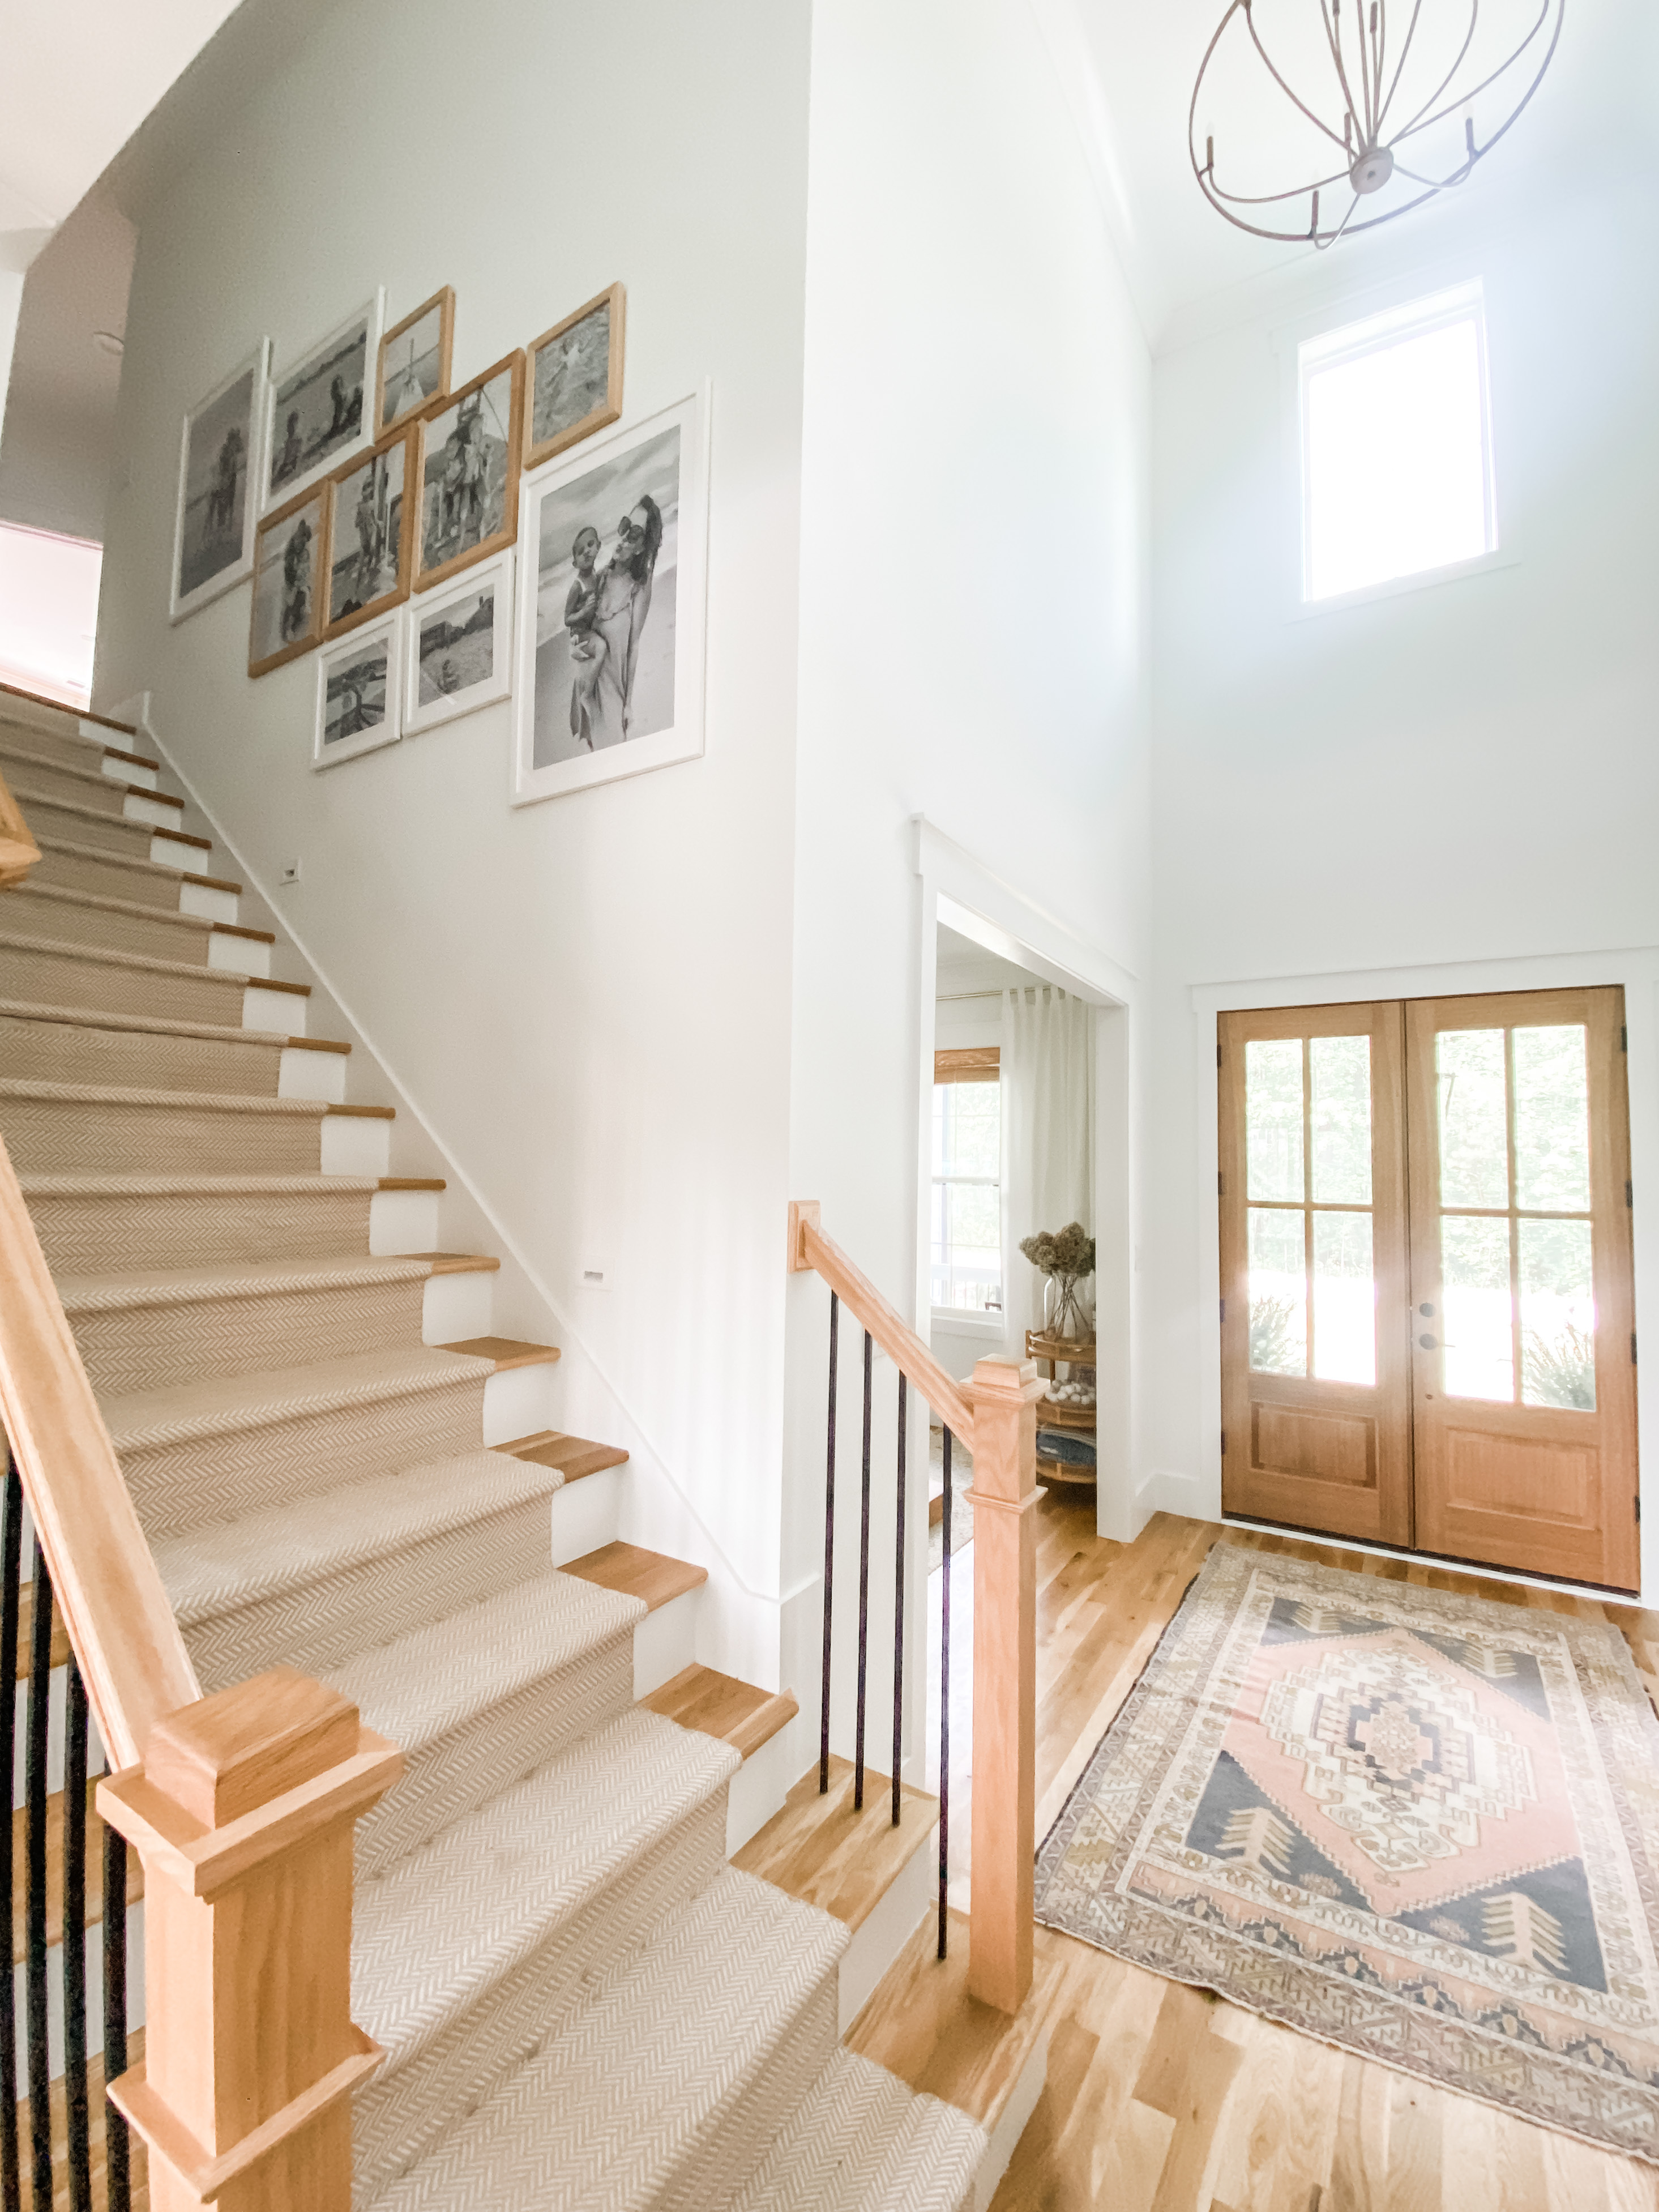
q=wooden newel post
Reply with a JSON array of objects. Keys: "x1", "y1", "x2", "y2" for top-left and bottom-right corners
[
  {"x1": 96, "y1": 1665, "x2": 402, "y2": 2211},
  {"x1": 964, "y1": 1356, "x2": 1045, "y2": 2015}
]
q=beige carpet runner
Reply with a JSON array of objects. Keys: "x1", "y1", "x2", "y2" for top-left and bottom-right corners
[{"x1": 0, "y1": 697, "x2": 985, "y2": 2210}]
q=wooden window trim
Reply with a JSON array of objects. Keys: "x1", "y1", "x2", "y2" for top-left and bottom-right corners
[{"x1": 935, "y1": 1047, "x2": 1000, "y2": 1084}]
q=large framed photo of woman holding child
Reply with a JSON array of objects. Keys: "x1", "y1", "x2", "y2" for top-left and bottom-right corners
[{"x1": 512, "y1": 389, "x2": 708, "y2": 806}]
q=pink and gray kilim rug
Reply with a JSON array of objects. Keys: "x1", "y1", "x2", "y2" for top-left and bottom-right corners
[{"x1": 1033, "y1": 1543, "x2": 1659, "y2": 2162}]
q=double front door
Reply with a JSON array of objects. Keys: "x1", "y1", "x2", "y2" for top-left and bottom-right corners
[{"x1": 1218, "y1": 988, "x2": 1638, "y2": 1591}]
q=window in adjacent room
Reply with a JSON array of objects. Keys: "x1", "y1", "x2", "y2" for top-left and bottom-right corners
[
  {"x1": 1300, "y1": 281, "x2": 1495, "y2": 604},
  {"x1": 931, "y1": 1048, "x2": 1002, "y2": 1318}
]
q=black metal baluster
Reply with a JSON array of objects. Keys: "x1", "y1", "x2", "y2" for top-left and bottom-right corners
[
  {"x1": 1, "y1": 1449, "x2": 22, "y2": 2204},
  {"x1": 891, "y1": 1374, "x2": 906, "y2": 1827},
  {"x1": 819, "y1": 1291, "x2": 840, "y2": 1796},
  {"x1": 103, "y1": 1820, "x2": 130, "y2": 2212},
  {"x1": 853, "y1": 1330, "x2": 873, "y2": 1812},
  {"x1": 63, "y1": 1658, "x2": 90, "y2": 2210},
  {"x1": 27, "y1": 1547, "x2": 54, "y2": 2206},
  {"x1": 938, "y1": 1426, "x2": 952, "y2": 1959}
]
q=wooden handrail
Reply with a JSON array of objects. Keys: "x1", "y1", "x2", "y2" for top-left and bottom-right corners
[
  {"x1": 0, "y1": 761, "x2": 41, "y2": 889},
  {"x1": 786, "y1": 1201, "x2": 974, "y2": 1444}
]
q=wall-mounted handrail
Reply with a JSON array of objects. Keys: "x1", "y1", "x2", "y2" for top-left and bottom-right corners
[{"x1": 0, "y1": 762, "x2": 41, "y2": 889}]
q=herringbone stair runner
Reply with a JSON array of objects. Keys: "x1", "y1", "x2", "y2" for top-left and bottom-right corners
[{"x1": 0, "y1": 694, "x2": 985, "y2": 2210}]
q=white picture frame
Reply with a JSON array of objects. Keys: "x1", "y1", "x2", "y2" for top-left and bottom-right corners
[
  {"x1": 170, "y1": 340, "x2": 270, "y2": 622},
  {"x1": 263, "y1": 291, "x2": 386, "y2": 513},
  {"x1": 314, "y1": 609, "x2": 402, "y2": 768},
  {"x1": 512, "y1": 387, "x2": 709, "y2": 806},
  {"x1": 402, "y1": 549, "x2": 514, "y2": 736}
]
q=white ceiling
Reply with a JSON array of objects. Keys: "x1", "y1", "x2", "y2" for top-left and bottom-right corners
[{"x1": 1042, "y1": 0, "x2": 1657, "y2": 348}]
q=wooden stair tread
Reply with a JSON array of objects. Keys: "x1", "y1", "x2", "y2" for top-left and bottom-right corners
[
  {"x1": 16, "y1": 1581, "x2": 68, "y2": 1681},
  {"x1": 643, "y1": 1663, "x2": 796, "y2": 1761},
  {"x1": 380, "y1": 1175, "x2": 444, "y2": 1191},
  {"x1": 14, "y1": 2024, "x2": 149, "y2": 2209},
  {"x1": 438, "y1": 1335, "x2": 559, "y2": 1370},
  {"x1": 497, "y1": 1430, "x2": 628, "y2": 1481},
  {"x1": 11, "y1": 1779, "x2": 146, "y2": 1965},
  {"x1": 403, "y1": 1252, "x2": 502, "y2": 1275},
  {"x1": 563, "y1": 1541, "x2": 705, "y2": 1611},
  {"x1": 734, "y1": 1752, "x2": 938, "y2": 1934}
]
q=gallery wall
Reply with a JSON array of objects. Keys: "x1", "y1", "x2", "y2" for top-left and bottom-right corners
[
  {"x1": 1143, "y1": 176, "x2": 1659, "y2": 1561},
  {"x1": 93, "y1": 0, "x2": 813, "y2": 1676}
]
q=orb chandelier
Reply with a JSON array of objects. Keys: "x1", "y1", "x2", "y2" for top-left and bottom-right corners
[{"x1": 1189, "y1": 0, "x2": 1564, "y2": 248}]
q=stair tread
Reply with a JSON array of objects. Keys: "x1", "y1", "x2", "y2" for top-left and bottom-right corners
[
  {"x1": 563, "y1": 1542, "x2": 707, "y2": 1613},
  {"x1": 496, "y1": 1429, "x2": 628, "y2": 1481},
  {"x1": 730, "y1": 2048, "x2": 985, "y2": 2212},
  {"x1": 0, "y1": 923, "x2": 285, "y2": 987},
  {"x1": 364, "y1": 1867, "x2": 846, "y2": 2212},
  {"x1": 643, "y1": 1664, "x2": 798, "y2": 1762},
  {"x1": 734, "y1": 1755, "x2": 939, "y2": 1936},
  {"x1": 101, "y1": 1341, "x2": 497, "y2": 1452},
  {"x1": 438, "y1": 1335, "x2": 561, "y2": 1371},
  {"x1": 54, "y1": 1252, "x2": 441, "y2": 1313},
  {"x1": 10, "y1": 879, "x2": 212, "y2": 934},
  {"x1": 0, "y1": 739, "x2": 182, "y2": 805},
  {"x1": 155, "y1": 1450, "x2": 566, "y2": 1626},
  {"x1": 4, "y1": 784, "x2": 181, "y2": 841},
  {"x1": 11, "y1": 1779, "x2": 146, "y2": 1967},
  {"x1": 0, "y1": 996, "x2": 290, "y2": 1048},
  {"x1": 354, "y1": 1706, "x2": 737, "y2": 2073},
  {"x1": 0, "y1": 1074, "x2": 328, "y2": 1113},
  {"x1": 326, "y1": 1569, "x2": 642, "y2": 1762},
  {"x1": 21, "y1": 1170, "x2": 382, "y2": 1195},
  {"x1": 32, "y1": 831, "x2": 240, "y2": 894}
]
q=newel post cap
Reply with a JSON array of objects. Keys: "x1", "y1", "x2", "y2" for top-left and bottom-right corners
[
  {"x1": 965, "y1": 1357, "x2": 1047, "y2": 1406},
  {"x1": 147, "y1": 1665, "x2": 361, "y2": 1829}
]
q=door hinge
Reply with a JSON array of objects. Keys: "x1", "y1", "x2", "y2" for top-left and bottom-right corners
[
  {"x1": 1628, "y1": 1178, "x2": 1634, "y2": 1210},
  {"x1": 1622, "y1": 1026, "x2": 1628, "y2": 1052},
  {"x1": 1636, "y1": 1494, "x2": 1641, "y2": 1524},
  {"x1": 1220, "y1": 1297, "x2": 1226, "y2": 1323},
  {"x1": 1217, "y1": 1041, "x2": 1223, "y2": 1069},
  {"x1": 1218, "y1": 1171, "x2": 1224, "y2": 1197},
  {"x1": 1632, "y1": 1330, "x2": 1639, "y2": 1367},
  {"x1": 1220, "y1": 1429, "x2": 1227, "y2": 1456}
]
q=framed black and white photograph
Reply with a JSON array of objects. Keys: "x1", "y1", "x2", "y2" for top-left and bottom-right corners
[
  {"x1": 377, "y1": 287, "x2": 454, "y2": 437},
  {"x1": 249, "y1": 483, "x2": 329, "y2": 677},
  {"x1": 514, "y1": 388, "x2": 708, "y2": 805},
  {"x1": 263, "y1": 292, "x2": 384, "y2": 510},
  {"x1": 314, "y1": 611, "x2": 401, "y2": 766},
  {"x1": 524, "y1": 283, "x2": 625, "y2": 471},
  {"x1": 403, "y1": 549, "x2": 513, "y2": 736},
  {"x1": 170, "y1": 341, "x2": 269, "y2": 621},
  {"x1": 414, "y1": 350, "x2": 524, "y2": 594},
  {"x1": 323, "y1": 428, "x2": 414, "y2": 640}
]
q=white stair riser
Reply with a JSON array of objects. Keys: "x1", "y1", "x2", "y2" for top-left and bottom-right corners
[
  {"x1": 725, "y1": 1727, "x2": 797, "y2": 1857},
  {"x1": 10, "y1": 1904, "x2": 146, "y2": 2099},
  {"x1": 320, "y1": 1114, "x2": 391, "y2": 1177},
  {"x1": 482, "y1": 1360, "x2": 559, "y2": 1445},
  {"x1": 209, "y1": 932, "x2": 271, "y2": 979},
  {"x1": 149, "y1": 829, "x2": 204, "y2": 870},
  {"x1": 370, "y1": 1186, "x2": 439, "y2": 1253},
  {"x1": 179, "y1": 879, "x2": 239, "y2": 925},
  {"x1": 122, "y1": 792, "x2": 183, "y2": 831},
  {"x1": 102, "y1": 755, "x2": 157, "y2": 791},
  {"x1": 836, "y1": 1826, "x2": 935, "y2": 2034},
  {"x1": 279, "y1": 1045, "x2": 348, "y2": 1102},
  {"x1": 633, "y1": 1585, "x2": 700, "y2": 1699},
  {"x1": 547, "y1": 1466, "x2": 622, "y2": 1564},
  {"x1": 243, "y1": 982, "x2": 304, "y2": 1034},
  {"x1": 973, "y1": 2031, "x2": 1051, "y2": 2212},
  {"x1": 422, "y1": 1269, "x2": 494, "y2": 1344}
]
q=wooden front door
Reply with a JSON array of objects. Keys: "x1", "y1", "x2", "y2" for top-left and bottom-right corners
[
  {"x1": 1220, "y1": 986, "x2": 1640, "y2": 1591},
  {"x1": 1405, "y1": 988, "x2": 1637, "y2": 1590},
  {"x1": 1218, "y1": 1001, "x2": 1413, "y2": 1547}
]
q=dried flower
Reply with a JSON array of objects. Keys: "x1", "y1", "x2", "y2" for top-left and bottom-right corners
[{"x1": 1017, "y1": 1222, "x2": 1096, "y2": 1278}]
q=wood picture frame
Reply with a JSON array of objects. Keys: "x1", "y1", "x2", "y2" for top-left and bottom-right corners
[
  {"x1": 322, "y1": 425, "x2": 417, "y2": 642},
  {"x1": 414, "y1": 350, "x2": 525, "y2": 595},
  {"x1": 262, "y1": 291, "x2": 385, "y2": 513},
  {"x1": 314, "y1": 610, "x2": 403, "y2": 767},
  {"x1": 375, "y1": 286, "x2": 454, "y2": 438},
  {"x1": 248, "y1": 481, "x2": 330, "y2": 678},
  {"x1": 170, "y1": 340, "x2": 270, "y2": 622},
  {"x1": 403, "y1": 549, "x2": 514, "y2": 736},
  {"x1": 524, "y1": 283, "x2": 625, "y2": 471}
]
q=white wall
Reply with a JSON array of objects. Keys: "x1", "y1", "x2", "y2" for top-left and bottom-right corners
[
  {"x1": 93, "y1": 0, "x2": 813, "y2": 1679},
  {"x1": 1144, "y1": 179, "x2": 1659, "y2": 1581},
  {"x1": 784, "y1": 0, "x2": 1152, "y2": 1767}
]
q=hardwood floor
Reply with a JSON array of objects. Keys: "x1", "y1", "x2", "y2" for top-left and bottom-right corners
[{"x1": 883, "y1": 1499, "x2": 1659, "y2": 2211}]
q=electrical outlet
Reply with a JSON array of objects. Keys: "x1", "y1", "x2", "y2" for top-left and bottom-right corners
[{"x1": 279, "y1": 858, "x2": 302, "y2": 886}]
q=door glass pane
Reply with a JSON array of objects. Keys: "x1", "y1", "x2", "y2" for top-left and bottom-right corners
[
  {"x1": 1513, "y1": 1026, "x2": 1591, "y2": 1212},
  {"x1": 1312, "y1": 1210, "x2": 1375, "y2": 1384},
  {"x1": 1519, "y1": 1217, "x2": 1596, "y2": 1409},
  {"x1": 1441, "y1": 1214, "x2": 1513, "y2": 1400},
  {"x1": 1310, "y1": 1036, "x2": 1372, "y2": 1203},
  {"x1": 1246, "y1": 1039, "x2": 1304, "y2": 1202},
  {"x1": 1438, "y1": 1029, "x2": 1509, "y2": 1208},
  {"x1": 1248, "y1": 1207, "x2": 1307, "y2": 1375}
]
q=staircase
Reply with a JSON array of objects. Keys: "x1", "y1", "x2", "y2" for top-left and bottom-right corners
[{"x1": 0, "y1": 689, "x2": 987, "y2": 2210}]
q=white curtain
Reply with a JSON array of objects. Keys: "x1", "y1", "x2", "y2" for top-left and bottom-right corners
[{"x1": 1002, "y1": 987, "x2": 1094, "y2": 1350}]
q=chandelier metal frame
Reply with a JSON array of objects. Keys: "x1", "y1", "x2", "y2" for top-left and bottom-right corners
[{"x1": 1188, "y1": 0, "x2": 1565, "y2": 249}]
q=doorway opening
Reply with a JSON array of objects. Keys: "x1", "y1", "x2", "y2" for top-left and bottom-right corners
[{"x1": 1218, "y1": 986, "x2": 1637, "y2": 1591}]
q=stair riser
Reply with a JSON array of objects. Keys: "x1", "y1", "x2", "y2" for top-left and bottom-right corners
[
  {"x1": 5, "y1": 891, "x2": 212, "y2": 966},
  {"x1": 0, "y1": 1097, "x2": 324, "y2": 1176},
  {"x1": 23, "y1": 845, "x2": 185, "y2": 911},
  {"x1": 0, "y1": 940, "x2": 246, "y2": 1026},
  {"x1": 0, "y1": 754, "x2": 130, "y2": 817},
  {"x1": 182, "y1": 1494, "x2": 556, "y2": 1691},
  {"x1": 5, "y1": 792, "x2": 149, "y2": 859},
  {"x1": 119, "y1": 1371, "x2": 490, "y2": 1539},
  {"x1": 0, "y1": 1013, "x2": 284, "y2": 1096},
  {"x1": 354, "y1": 1629, "x2": 635, "y2": 1879},
  {"x1": 72, "y1": 1274, "x2": 426, "y2": 1397},
  {"x1": 28, "y1": 1184, "x2": 374, "y2": 1274},
  {"x1": 671, "y1": 1971, "x2": 842, "y2": 2212},
  {"x1": 352, "y1": 1791, "x2": 730, "y2": 2205}
]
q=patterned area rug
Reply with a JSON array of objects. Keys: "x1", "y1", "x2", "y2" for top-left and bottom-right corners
[{"x1": 1034, "y1": 1543, "x2": 1659, "y2": 2162}]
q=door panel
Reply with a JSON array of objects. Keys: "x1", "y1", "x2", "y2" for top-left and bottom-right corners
[
  {"x1": 1405, "y1": 987, "x2": 1638, "y2": 1590},
  {"x1": 1219, "y1": 1002, "x2": 1412, "y2": 1545}
]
